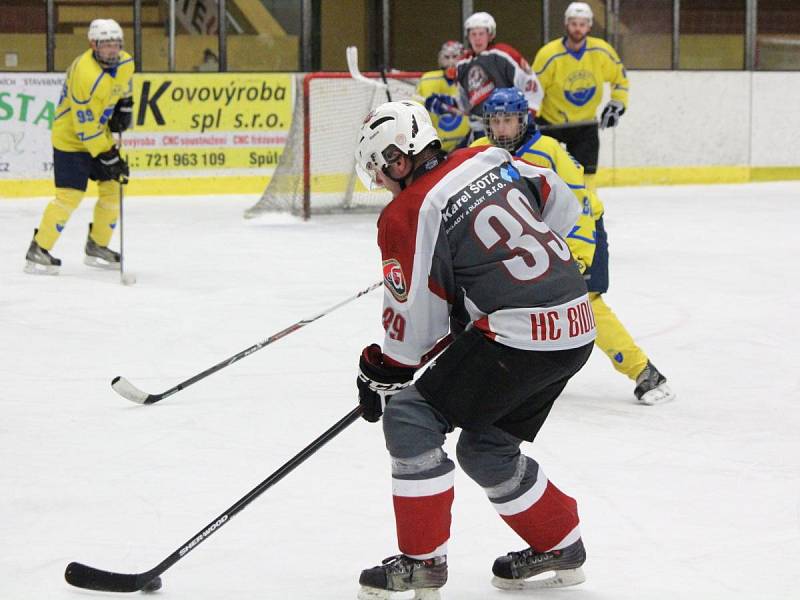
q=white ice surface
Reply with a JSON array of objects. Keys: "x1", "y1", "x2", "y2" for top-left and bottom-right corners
[{"x1": 1, "y1": 182, "x2": 799, "y2": 599}]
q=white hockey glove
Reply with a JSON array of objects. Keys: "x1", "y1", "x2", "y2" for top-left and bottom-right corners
[{"x1": 600, "y1": 100, "x2": 625, "y2": 129}]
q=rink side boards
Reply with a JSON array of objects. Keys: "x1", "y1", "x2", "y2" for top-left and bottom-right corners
[
  {"x1": 1, "y1": 71, "x2": 800, "y2": 199},
  {"x1": 4, "y1": 166, "x2": 800, "y2": 198}
]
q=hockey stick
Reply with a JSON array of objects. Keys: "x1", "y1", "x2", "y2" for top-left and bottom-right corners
[
  {"x1": 538, "y1": 119, "x2": 598, "y2": 132},
  {"x1": 111, "y1": 280, "x2": 383, "y2": 404},
  {"x1": 346, "y1": 46, "x2": 387, "y2": 90},
  {"x1": 379, "y1": 66, "x2": 393, "y2": 102},
  {"x1": 65, "y1": 404, "x2": 364, "y2": 593},
  {"x1": 116, "y1": 132, "x2": 136, "y2": 285}
]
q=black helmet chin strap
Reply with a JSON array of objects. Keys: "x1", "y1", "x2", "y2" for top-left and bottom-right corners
[
  {"x1": 382, "y1": 142, "x2": 445, "y2": 190},
  {"x1": 382, "y1": 152, "x2": 414, "y2": 190}
]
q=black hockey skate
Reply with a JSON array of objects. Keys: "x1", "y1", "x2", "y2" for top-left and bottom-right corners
[
  {"x1": 634, "y1": 361, "x2": 676, "y2": 405},
  {"x1": 491, "y1": 538, "x2": 586, "y2": 591},
  {"x1": 84, "y1": 224, "x2": 120, "y2": 270},
  {"x1": 358, "y1": 554, "x2": 447, "y2": 600},
  {"x1": 24, "y1": 229, "x2": 61, "y2": 275}
]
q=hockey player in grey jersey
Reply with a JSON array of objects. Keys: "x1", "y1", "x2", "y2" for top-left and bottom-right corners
[{"x1": 353, "y1": 101, "x2": 595, "y2": 599}]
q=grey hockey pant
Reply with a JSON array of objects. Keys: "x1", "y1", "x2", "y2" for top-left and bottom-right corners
[{"x1": 383, "y1": 386, "x2": 581, "y2": 559}]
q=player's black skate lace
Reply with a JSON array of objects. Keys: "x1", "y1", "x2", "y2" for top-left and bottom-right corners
[
  {"x1": 359, "y1": 554, "x2": 447, "y2": 591},
  {"x1": 492, "y1": 538, "x2": 586, "y2": 581},
  {"x1": 634, "y1": 361, "x2": 667, "y2": 401}
]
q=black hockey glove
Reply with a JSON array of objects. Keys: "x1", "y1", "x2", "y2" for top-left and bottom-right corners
[
  {"x1": 357, "y1": 344, "x2": 415, "y2": 423},
  {"x1": 600, "y1": 100, "x2": 625, "y2": 129},
  {"x1": 109, "y1": 97, "x2": 133, "y2": 133},
  {"x1": 94, "y1": 147, "x2": 130, "y2": 182}
]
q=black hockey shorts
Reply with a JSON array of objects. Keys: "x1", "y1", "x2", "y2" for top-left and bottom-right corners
[
  {"x1": 415, "y1": 327, "x2": 593, "y2": 442},
  {"x1": 536, "y1": 120, "x2": 600, "y2": 174},
  {"x1": 53, "y1": 147, "x2": 115, "y2": 191},
  {"x1": 584, "y1": 216, "x2": 609, "y2": 294}
]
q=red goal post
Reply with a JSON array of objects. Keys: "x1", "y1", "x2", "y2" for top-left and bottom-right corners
[{"x1": 244, "y1": 70, "x2": 422, "y2": 220}]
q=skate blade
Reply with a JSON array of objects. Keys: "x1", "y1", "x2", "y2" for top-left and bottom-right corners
[
  {"x1": 357, "y1": 586, "x2": 442, "y2": 600},
  {"x1": 491, "y1": 567, "x2": 585, "y2": 590},
  {"x1": 84, "y1": 255, "x2": 120, "y2": 270},
  {"x1": 638, "y1": 382, "x2": 676, "y2": 406},
  {"x1": 24, "y1": 260, "x2": 59, "y2": 275}
]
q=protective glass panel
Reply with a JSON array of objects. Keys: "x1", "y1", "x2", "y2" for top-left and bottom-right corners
[
  {"x1": 390, "y1": 0, "x2": 461, "y2": 72},
  {"x1": 226, "y1": 0, "x2": 301, "y2": 71},
  {"x1": 618, "y1": 0, "x2": 673, "y2": 69},
  {"x1": 142, "y1": 0, "x2": 219, "y2": 72},
  {"x1": 679, "y1": 0, "x2": 746, "y2": 70},
  {"x1": 756, "y1": 0, "x2": 800, "y2": 70},
  {"x1": 0, "y1": 0, "x2": 46, "y2": 71},
  {"x1": 473, "y1": 0, "x2": 542, "y2": 62},
  {"x1": 54, "y1": 0, "x2": 132, "y2": 72}
]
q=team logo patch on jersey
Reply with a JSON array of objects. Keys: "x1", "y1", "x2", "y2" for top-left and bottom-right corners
[
  {"x1": 500, "y1": 164, "x2": 520, "y2": 182},
  {"x1": 382, "y1": 258, "x2": 408, "y2": 302},
  {"x1": 564, "y1": 70, "x2": 596, "y2": 107},
  {"x1": 467, "y1": 64, "x2": 494, "y2": 106}
]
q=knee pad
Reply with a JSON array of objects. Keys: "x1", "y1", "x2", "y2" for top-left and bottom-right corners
[
  {"x1": 391, "y1": 447, "x2": 448, "y2": 477},
  {"x1": 456, "y1": 430, "x2": 529, "y2": 491},
  {"x1": 55, "y1": 187, "x2": 84, "y2": 211},
  {"x1": 96, "y1": 180, "x2": 121, "y2": 210},
  {"x1": 383, "y1": 388, "x2": 449, "y2": 461}
]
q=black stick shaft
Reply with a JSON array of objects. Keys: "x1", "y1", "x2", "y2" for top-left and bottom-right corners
[
  {"x1": 130, "y1": 281, "x2": 382, "y2": 403},
  {"x1": 65, "y1": 405, "x2": 363, "y2": 592}
]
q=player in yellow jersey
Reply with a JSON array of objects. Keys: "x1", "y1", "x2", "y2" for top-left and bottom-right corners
[
  {"x1": 414, "y1": 40, "x2": 471, "y2": 152},
  {"x1": 25, "y1": 19, "x2": 134, "y2": 275},
  {"x1": 472, "y1": 88, "x2": 674, "y2": 405},
  {"x1": 532, "y1": 2, "x2": 628, "y2": 191}
]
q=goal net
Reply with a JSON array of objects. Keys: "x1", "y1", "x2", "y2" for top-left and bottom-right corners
[{"x1": 244, "y1": 71, "x2": 421, "y2": 220}]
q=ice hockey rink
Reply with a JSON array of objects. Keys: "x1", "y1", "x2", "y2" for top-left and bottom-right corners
[{"x1": 1, "y1": 181, "x2": 798, "y2": 600}]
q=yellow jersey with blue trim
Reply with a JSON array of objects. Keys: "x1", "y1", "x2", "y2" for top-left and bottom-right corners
[
  {"x1": 414, "y1": 69, "x2": 471, "y2": 152},
  {"x1": 532, "y1": 36, "x2": 628, "y2": 125},
  {"x1": 470, "y1": 131, "x2": 601, "y2": 271},
  {"x1": 52, "y1": 49, "x2": 135, "y2": 156}
]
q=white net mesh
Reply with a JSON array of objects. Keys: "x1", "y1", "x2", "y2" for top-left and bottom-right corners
[{"x1": 244, "y1": 72, "x2": 421, "y2": 219}]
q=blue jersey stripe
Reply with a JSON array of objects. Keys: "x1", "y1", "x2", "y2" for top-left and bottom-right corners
[
  {"x1": 537, "y1": 42, "x2": 622, "y2": 75},
  {"x1": 77, "y1": 130, "x2": 104, "y2": 142}
]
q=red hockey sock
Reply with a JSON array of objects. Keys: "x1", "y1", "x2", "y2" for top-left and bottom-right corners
[
  {"x1": 392, "y1": 471, "x2": 455, "y2": 558},
  {"x1": 493, "y1": 467, "x2": 580, "y2": 552}
]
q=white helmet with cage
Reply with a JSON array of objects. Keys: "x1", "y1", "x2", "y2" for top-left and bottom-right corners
[
  {"x1": 464, "y1": 12, "x2": 496, "y2": 38},
  {"x1": 438, "y1": 40, "x2": 464, "y2": 69},
  {"x1": 355, "y1": 101, "x2": 440, "y2": 189},
  {"x1": 88, "y1": 19, "x2": 123, "y2": 68},
  {"x1": 564, "y1": 2, "x2": 594, "y2": 26},
  {"x1": 88, "y1": 19, "x2": 124, "y2": 43}
]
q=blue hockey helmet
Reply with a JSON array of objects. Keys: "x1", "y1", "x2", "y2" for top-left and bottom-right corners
[{"x1": 482, "y1": 88, "x2": 531, "y2": 151}]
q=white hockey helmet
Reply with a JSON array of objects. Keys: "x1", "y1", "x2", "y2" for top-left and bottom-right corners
[
  {"x1": 355, "y1": 101, "x2": 440, "y2": 189},
  {"x1": 564, "y1": 2, "x2": 593, "y2": 26},
  {"x1": 464, "y1": 12, "x2": 496, "y2": 37},
  {"x1": 88, "y1": 19, "x2": 124, "y2": 43}
]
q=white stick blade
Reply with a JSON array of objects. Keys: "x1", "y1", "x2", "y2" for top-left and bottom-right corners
[
  {"x1": 111, "y1": 376, "x2": 150, "y2": 404},
  {"x1": 346, "y1": 45, "x2": 386, "y2": 89},
  {"x1": 346, "y1": 46, "x2": 358, "y2": 77}
]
